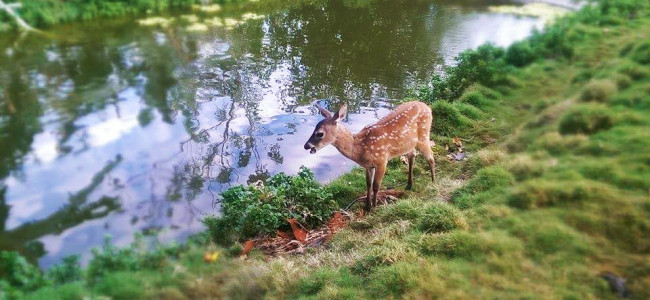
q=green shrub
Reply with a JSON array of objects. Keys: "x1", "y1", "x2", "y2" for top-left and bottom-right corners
[
  {"x1": 6, "y1": 0, "x2": 199, "y2": 28},
  {"x1": 517, "y1": 24, "x2": 574, "y2": 64},
  {"x1": 559, "y1": 103, "x2": 614, "y2": 135},
  {"x1": 86, "y1": 236, "x2": 142, "y2": 281},
  {"x1": 204, "y1": 167, "x2": 337, "y2": 245},
  {"x1": 23, "y1": 282, "x2": 86, "y2": 300},
  {"x1": 506, "y1": 41, "x2": 538, "y2": 67},
  {"x1": 508, "y1": 179, "x2": 609, "y2": 209},
  {"x1": 0, "y1": 251, "x2": 45, "y2": 291},
  {"x1": 417, "y1": 44, "x2": 511, "y2": 102},
  {"x1": 45, "y1": 255, "x2": 82, "y2": 285},
  {"x1": 579, "y1": 79, "x2": 618, "y2": 102},
  {"x1": 93, "y1": 272, "x2": 145, "y2": 300},
  {"x1": 431, "y1": 101, "x2": 472, "y2": 136},
  {"x1": 417, "y1": 202, "x2": 467, "y2": 233}
]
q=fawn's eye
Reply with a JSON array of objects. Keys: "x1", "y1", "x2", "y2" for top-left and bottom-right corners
[{"x1": 315, "y1": 132, "x2": 324, "y2": 138}]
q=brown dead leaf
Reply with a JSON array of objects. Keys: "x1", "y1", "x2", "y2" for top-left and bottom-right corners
[
  {"x1": 287, "y1": 219, "x2": 307, "y2": 243},
  {"x1": 326, "y1": 211, "x2": 346, "y2": 232},
  {"x1": 241, "y1": 240, "x2": 254, "y2": 257},
  {"x1": 276, "y1": 230, "x2": 292, "y2": 239}
]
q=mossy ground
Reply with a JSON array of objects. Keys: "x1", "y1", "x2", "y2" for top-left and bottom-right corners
[{"x1": 13, "y1": 2, "x2": 650, "y2": 299}]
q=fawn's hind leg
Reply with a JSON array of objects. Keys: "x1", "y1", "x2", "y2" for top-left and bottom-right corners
[
  {"x1": 417, "y1": 142, "x2": 436, "y2": 182},
  {"x1": 406, "y1": 150, "x2": 416, "y2": 190}
]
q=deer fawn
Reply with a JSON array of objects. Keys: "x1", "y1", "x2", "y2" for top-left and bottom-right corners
[{"x1": 304, "y1": 101, "x2": 436, "y2": 211}]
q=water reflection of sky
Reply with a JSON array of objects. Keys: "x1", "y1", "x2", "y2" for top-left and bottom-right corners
[{"x1": 0, "y1": 0, "x2": 548, "y2": 267}]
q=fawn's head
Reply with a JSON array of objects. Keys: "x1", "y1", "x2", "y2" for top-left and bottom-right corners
[{"x1": 304, "y1": 103, "x2": 347, "y2": 154}]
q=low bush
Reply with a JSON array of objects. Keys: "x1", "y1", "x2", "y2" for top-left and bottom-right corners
[
  {"x1": 93, "y1": 272, "x2": 146, "y2": 300},
  {"x1": 0, "y1": 251, "x2": 45, "y2": 292},
  {"x1": 558, "y1": 103, "x2": 615, "y2": 135},
  {"x1": 417, "y1": 44, "x2": 511, "y2": 102},
  {"x1": 505, "y1": 40, "x2": 538, "y2": 67},
  {"x1": 3, "y1": 0, "x2": 199, "y2": 28},
  {"x1": 417, "y1": 202, "x2": 467, "y2": 233},
  {"x1": 22, "y1": 282, "x2": 86, "y2": 300},
  {"x1": 45, "y1": 255, "x2": 82, "y2": 285},
  {"x1": 204, "y1": 167, "x2": 337, "y2": 245}
]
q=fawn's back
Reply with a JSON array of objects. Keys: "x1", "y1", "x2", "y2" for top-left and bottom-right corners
[{"x1": 356, "y1": 101, "x2": 432, "y2": 165}]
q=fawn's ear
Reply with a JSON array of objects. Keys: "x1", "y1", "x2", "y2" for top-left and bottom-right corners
[
  {"x1": 313, "y1": 101, "x2": 333, "y2": 118},
  {"x1": 332, "y1": 104, "x2": 347, "y2": 122}
]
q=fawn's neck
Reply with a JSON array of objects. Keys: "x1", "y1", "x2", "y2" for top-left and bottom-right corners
[{"x1": 332, "y1": 125, "x2": 363, "y2": 164}]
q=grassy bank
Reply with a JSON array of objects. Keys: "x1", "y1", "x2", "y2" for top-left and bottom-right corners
[
  {"x1": 2, "y1": 0, "x2": 650, "y2": 299},
  {"x1": 0, "y1": 0, "x2": 252, "y2": 31}
]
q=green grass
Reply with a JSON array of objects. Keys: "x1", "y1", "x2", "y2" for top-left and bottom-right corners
[{"x1": 4, "y1": 0, "x2": 650, "y2": 299}]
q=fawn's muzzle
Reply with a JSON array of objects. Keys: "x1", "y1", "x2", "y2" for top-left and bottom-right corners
[{"x1": 304, "y1": 142, "x2": 317, "y2": 154}]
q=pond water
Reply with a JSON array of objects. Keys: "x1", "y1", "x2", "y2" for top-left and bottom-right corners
[{"x1": 0, "y1": 0, "x2": 547, "y2": 267}]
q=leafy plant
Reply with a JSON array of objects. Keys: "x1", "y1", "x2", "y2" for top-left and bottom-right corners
[
  {"x1": 416, "y1": 44, "x2": 511, "y2": 102},
  {"x1": 45, "y1": 255, "x2": 82, "y2": 285},
  {"x1": 0, "y1": 251, "x2": 45, "y2": 291},
  {"x1": 205, "y1": 166, "x2": 337, "y2": 245}
]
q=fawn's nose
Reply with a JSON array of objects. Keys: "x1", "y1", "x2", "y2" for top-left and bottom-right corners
[{"x1": 304, "y1": 142, "x2": 312, "y2": 150}]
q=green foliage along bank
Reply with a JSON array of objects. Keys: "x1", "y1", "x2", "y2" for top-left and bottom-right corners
[
  {"x1": 0, "y1": 0, "x2": 249, "y2": 30},
  {"x1": 1, "y1": 0, "x2": 649, "y2": 299},
  {"x1": 203, "y1": 166, "x2": 338, "y2": 245}
]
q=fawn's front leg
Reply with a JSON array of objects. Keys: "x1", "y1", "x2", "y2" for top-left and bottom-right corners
[
  {"x1": 371, "y1": 162, "x2": 387, "y2": 208},
  {"x1": 365, "y1": 167, "x2": 375, "y2": 211}
]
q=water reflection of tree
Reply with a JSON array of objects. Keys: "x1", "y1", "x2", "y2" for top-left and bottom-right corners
[
  {"x1": 233, "y1": 0, "x2": 444, "y2": 105},
  {"x1": 0, "y1": 156, "x2": 122, "y2": 263},
  {"x1": 0, "y1": 67, "x2": 43, "y2": 181}
]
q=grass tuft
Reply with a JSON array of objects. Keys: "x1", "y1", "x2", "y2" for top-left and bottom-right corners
[
  {"x1": 417, "y1": 201, "x2": 468, "y2": 233},
  {"x1": 579, "y1": 79, "x2": 618, "y2": 102},
  {"x1": 507, "y1": 179, "x2": 612, "y2": 209},
  {"x1": 558, "y1": 103, "x2": 614, "y2": 135}
]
